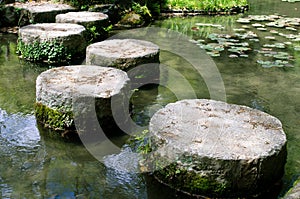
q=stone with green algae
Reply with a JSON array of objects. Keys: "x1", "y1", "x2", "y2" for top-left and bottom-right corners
[{"x1": 146, "y1": 99, "x2": 287, "y2": 198}]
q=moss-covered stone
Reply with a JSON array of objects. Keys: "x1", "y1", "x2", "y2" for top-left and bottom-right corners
[
  {"x1": 154, "y1": 163, "x2": 229, "y2": 197},
  {"x1": 17, "y1": 39, "x2": 74, "y2": 64},
  {"x1": 34, "y1": 102, "x2": 74, "y2": 131}
]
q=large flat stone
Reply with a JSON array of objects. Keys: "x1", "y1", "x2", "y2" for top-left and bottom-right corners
[
  {"x1": 14, "y1": 2, "x2": 76, "y2": 23},
  {"x1": 35, "y1": 65, "x2": 130, "y2": 133},
  {"x1": 18, "y1": 23, "x2": 87, "y2": 62},
  {"x1": 146, "y1": 99, "x2": 287, "y2": 197},
  {"x1": 86, "y1": 39, "x2": 160, "y2": 70},
  {"x1": 56, "y1": 11, "x2": 109, "y2": 27}
]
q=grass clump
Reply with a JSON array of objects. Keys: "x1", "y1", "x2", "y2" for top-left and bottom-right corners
[{"x1": 164, "y1": 0, "x2": 248, "y2": 12}]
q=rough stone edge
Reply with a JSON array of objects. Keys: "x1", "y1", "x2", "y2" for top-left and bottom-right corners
[{"x1": 143, "y1": 99, "x2": 287, "y2": 198}]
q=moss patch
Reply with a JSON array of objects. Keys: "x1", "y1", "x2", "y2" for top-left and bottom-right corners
[
  {"x1": 34, "y1": 102, "x2": 74, "y2": 131},
  {"x1": 154, "y1": 163, "x2": 230, "y2": 197}
]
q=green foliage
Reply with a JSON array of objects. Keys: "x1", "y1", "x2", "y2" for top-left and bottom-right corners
[
  {"x1": 35, "y1": 102, "x2": 74, "y2": 131},
  {"x1": 128, "y1": 129, "x2": 152, "y2": 154},
  {"x1": 86, "y1": 24, "x2": 112, "y2": 43},
  {"x1": 163, "y1": 0, "x2": 248, "y2": 11},
  {"x1": 132, "y1": 2, "x2": 152, "y2": 17},
  {"x1": 16, "y1": 39, "x2": 73, "y2": 64}
]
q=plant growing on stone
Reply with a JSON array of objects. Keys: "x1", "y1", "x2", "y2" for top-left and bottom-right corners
[
  {"x1": 16, "y1": 39, "x2": 73, "y2": 64},
  {"x1": 128, "y1": 129, "x2": 152, "y2": 154},
  {"x1": 35, "y1": 103, "x2": 74, "y2": 131}
]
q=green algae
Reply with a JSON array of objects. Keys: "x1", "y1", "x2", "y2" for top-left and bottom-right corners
[{"x1": 34, "y1": 102, "x2": 74, "y2": 131}]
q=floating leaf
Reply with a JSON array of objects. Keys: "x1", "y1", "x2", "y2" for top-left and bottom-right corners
[
  {"x1": 285, "y1": 27, "x2": 297, "y2": 31},
  {"x1": 233, "y1": 28, "x2": 246, "y2": 32},
  {"x1": 274, "y1": 43, "x2": 286, "y2": 49},
  {"x1": 257, "y1": 27, "x2": 268, "y2": 31},
  {"x1": 240, "y1": 54, "x2": 249, "y2": 58},
  {"x1": 265, "y1": 36, "x2": 276, "y2": 40},
  {"x1": 270, "y1": 30, "x2": 279, "y2": 34},
  {"x1": 294, "y1": 46, "x2": 300, "y2": 51},
  {"x1": 237, "y1": 18, "x2": 251, "y2": 24},
  {"x1": 206, "y1": 51, "x2": 220, "y2": 57},
  {"x1": 229, "y1": 54, "x2": 239, "y2": 58},
  {"x1": 252, "y1": 23, "x2": 265, "y2": 27}
]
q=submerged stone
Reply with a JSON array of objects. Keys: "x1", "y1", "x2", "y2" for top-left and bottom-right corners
[
  {"x1": 35, "y1": 65, "x2": 130, "y2": 135},
  {"x1": 146, "y1": 99, "x2": 287, "y2": 198}
]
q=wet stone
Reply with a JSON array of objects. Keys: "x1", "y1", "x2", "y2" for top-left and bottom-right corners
[
  {"x1": 18, "y1": 23, "x2": 87, "y2": 61},
  {"x1": 35, "y1": 65, "x2": 130, "y2": 135},
  {"x1": 147, "y1": 99, "x2": 287, "y2": 198},
  {"x1": 86, "y1": 39, "x2": 160, "y2": 87},
  {"x1": 55, "y1": 11, "x2": 109, "y2": 29},
  {"x1": 13, "y1": 2, "x2": 76, "y2": 23}
]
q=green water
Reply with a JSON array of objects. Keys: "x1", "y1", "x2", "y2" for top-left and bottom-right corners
[{"x1": 0, "y1": 0, "x2": 300, "y2": 198}]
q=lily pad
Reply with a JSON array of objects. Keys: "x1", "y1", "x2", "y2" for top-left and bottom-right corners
[
  {"x1": 252, "y1": 23, "x2": 265, "y2": 28},
  {"x1": 206, "y1": 51, "x2": 220, "y2": 57},
  {"x1": 265, "y1": 36, "x2": 276, "y2": 40},
  {"x1": 229, "y1": 54, "x2": 239, "y2": 58},
  {"x1": 237, "y1": 18, "x2": 251, "y2": 24},
  {"x1": 270, "y1": 30, "x2": 279, "y2": 34},
  {"x1": 257, "y1": 27, "x2": 268, "y2": 31},
  {"x1": 285, "y1": 27, "x2": 297, "y2": 31},
  {"x1": 294, "y1": 46, "x2": 300, "y2": 51}
]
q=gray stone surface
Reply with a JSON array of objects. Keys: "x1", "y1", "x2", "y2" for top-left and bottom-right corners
[
  {"x1": 284, "y1": 178, "x2": 300, "y2": 199},
  {"x1": 19, "y1": 23, "x2": 87, "y2": 54},
  {"x1": 36, "y1": 65, "x2": 129, "y2": 110},
  {"x1": 55, "y1": 11, "x2": 109, "y2": 27},
  {"x1": 86, "y1": 39, "x2": 160, "y2": 71},
  {"x1": 148, "y1": 99, "x2": 287, "y2": 197},
  {"x1": 14, "y1": 2, "x2": 76, "y2": 23},
  {"x1": 36, "y1": 65, "x2": 130, "y2": 131}
]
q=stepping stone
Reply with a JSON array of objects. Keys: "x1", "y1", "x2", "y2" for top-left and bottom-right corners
[
  {"x1": 86, "y1": 39, "x2": 160, "y2": 87},
  {"x1": 35, "y1": 65, "x2": 130, "y2": 135},
  {"x1": 56, "y1": 11, "x2": 110, "y2": 41},
  {"x1": 18, "y1": 23, "x2": 87, "y2": 63},
  {"x1": 14, "y1": 2, "x2": 76, "y2": 23},
  {"x1": 146, "y1": 99, "x2": 287, "y2": 198},
  {"x1": 55, "y1": 11, "x2": 109, "y2": 28}
]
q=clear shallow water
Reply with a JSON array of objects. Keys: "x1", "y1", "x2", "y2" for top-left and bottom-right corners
[{"x1": 0, "y1": 0, "x2": 300, "y2": 198}]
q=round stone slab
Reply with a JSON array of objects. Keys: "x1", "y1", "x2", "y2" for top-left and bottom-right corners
[
  {"x1": 148, "y1": 99, "x2": 287, "y2": 197},
  {"x1": 86, "y1": 39, "x2": 160, "y2": 70},
  {"x1": 35, "y1": 65, "x2": 130, "y2": 132},
  {"x1": 56, "y1": 11, "x2": 109, "y2": 27},
  {"x1": 13, "y1": 2, "x2": 76, "y2": 23},
  {"x1": 19, "y1": 23, "x2": 86, "y2": 51}
]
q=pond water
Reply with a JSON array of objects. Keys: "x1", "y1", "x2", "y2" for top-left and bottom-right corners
[{"x1": 0, "y1": 0, "x2": 299, "y2": 198}]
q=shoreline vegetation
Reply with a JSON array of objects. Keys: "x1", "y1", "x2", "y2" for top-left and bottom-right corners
[{"x1": 0, "y1": 0, "x2": 249, "y2": 34}]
